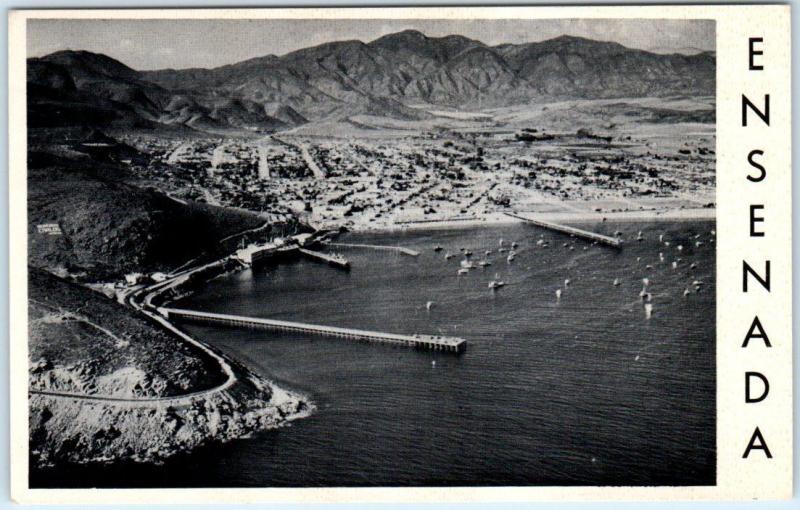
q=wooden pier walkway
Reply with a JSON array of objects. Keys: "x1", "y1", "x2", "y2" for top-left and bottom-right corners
[
  {"x1": 325, "y1": 242, "x2": 420, "y2": 257},
  {"x1": 159, "y1": 308, "x2": 467, "y2": 353},
  {"x1": 297, "y1": 248, "x2": 351, "y2": 269},
  {"x1": 505, "y1": 212, "x2": 622, "y2": 248}
]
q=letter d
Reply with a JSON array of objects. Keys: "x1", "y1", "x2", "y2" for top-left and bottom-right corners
[{"x1": 746, "y1": 371, "x2": 770, "y2": 403}]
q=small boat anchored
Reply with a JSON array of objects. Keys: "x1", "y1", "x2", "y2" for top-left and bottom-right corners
[{"x1": 488, "y1": 274, "x2": 506, "y2": 289}]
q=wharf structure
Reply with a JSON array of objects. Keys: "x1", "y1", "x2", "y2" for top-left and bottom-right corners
[
  {"x1": 505, "y1": 212, "x2": 622, "y2": 247},
  {"x1": 325, "y1": 242, "x2": 420, "y2": 257},
  {"x1": 234, "y1": 232, "x2": 350, "y2": 269},
  {"x1": 159, "y1": 308, "x2": 467, "y2": 353}
]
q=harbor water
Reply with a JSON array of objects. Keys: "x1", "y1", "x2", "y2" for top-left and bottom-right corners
[{"x1": 32, "y1": 220, "x2": 716, "y2": 487}]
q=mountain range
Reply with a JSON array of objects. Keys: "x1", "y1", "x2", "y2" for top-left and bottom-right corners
[{"x1": 27, "y1": 30, "x2": 715, "y2": 132}]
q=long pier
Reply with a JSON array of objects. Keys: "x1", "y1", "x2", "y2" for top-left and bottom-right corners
[
  {"x1": 505, "y1": 212, "x2": 622, "y2": 248},
  {"x1": 297, "y1": 248, "x2": 351, "y2": 269},
  {"x1": 159, "y1": 308, "x2": 467, "y2": 353},
  {"x1": 325, "y1": 242, "x2": 420, "y2": 257}
]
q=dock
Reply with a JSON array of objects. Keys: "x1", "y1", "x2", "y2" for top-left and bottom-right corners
[
  {"x1": 159, "y1": 308, "x2": 467, "y2": 353},
  {"x1": 505, "y1": 212, "x2": 622, "y2": 248},
  {"x1": 298, "y1": 248, "x2": 351, "y2": 269},
  {"x1": 325, "y1": 242, "x2": 420, "y2": 257}
]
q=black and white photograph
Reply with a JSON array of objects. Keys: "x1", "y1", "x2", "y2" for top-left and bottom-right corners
[{"x1": 23, "y1": 14, "x2": 720, "y2": 489}]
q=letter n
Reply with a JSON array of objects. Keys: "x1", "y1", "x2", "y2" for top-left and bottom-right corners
[
  {"x1": 742, "y1": 94, "x2": 770, "y2": 126},
  {"x1": 743, "y1": 260, "x2": 770, "y2": 292},
  {"x1": 743, "y1": 427, "x2": 773, "y2": 458}
]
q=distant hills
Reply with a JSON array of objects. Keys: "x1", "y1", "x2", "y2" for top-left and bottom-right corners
[{"x1": 28, "y1": 30, "x2": 715, "y2": 132}]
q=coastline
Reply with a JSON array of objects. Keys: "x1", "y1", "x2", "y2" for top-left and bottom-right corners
[
  {"x1": 346, "y1": 207, "x2": 716, "y2": 234},
  {"x1": 29, "y1": 260, "x2": 314, "y2": 470},
  {"x1": 31, "y1": 205, "x2": 714, "y2": 470}
]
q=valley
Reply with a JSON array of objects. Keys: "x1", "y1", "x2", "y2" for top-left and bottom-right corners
[{"x1": 110, "y1": 95, "x2": 715, "y2": 233}]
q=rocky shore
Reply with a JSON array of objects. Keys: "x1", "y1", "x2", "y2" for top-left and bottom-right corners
[
  {"x1": 30, "y1": 369, "x2": 311, "y2": 468},
  {"x1": 29, "y1": 267, "x2": 312, "y2": 469}
]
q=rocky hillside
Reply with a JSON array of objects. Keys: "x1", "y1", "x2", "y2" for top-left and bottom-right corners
[
  {"x1": 27, "y1": 146, "x2": 267, "y2": 281},
  {"x1": 29, "y1": 31, "x2": 715, "y2": 130},
  {"x1": 29, "y1": 267, "x2": 225, "y2": 398},
  {"x1": 28, "y1": 267, "x2": 311, "y2": 468}
]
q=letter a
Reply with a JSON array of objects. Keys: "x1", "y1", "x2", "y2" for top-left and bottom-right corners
[
  {"x1": 743, "y1": 427, "x2": 773, "y2": 458},
  {"x1": 743, "y1": 316, "x2": 772, "y2": 347}
]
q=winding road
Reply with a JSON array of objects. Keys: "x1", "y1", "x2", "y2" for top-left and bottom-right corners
[{"x1": 30, "y1": 271, "x2": 239, "y2": 407}]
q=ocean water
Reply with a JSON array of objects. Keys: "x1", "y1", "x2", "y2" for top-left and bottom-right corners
[{"x1": 32, "y1": 220, "x2": 716, "y2": 487}]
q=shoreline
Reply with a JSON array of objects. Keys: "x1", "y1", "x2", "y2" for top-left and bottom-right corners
[
  {"x1": 345, "y1": 207, "x2": 716, "y2": 234},
  {"x1": 30, "y1": 256, "x2": 314, "y2": 470},
  {"x1": 35, "y1": 205, "x2": 714, "y2": 469}
]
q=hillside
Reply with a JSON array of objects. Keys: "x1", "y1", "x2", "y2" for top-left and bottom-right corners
[
  {"x1": 29, "y1": 30, "x2": 715, "y2": 131},
  {"x1": 27, "y1": 145, "x2": 267, "y2": 281},
  {"x1": 28, "y1": 266, "x2": 311, "y2": 468}
]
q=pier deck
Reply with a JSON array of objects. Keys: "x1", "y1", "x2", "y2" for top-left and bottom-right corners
[
  {"x1": 325, "y1": 242, "x2": 420, "y2": 257},
  {"x1": 506, "y1": 212, "x2": 622, "y2": 247},
  {"x1": 297, "y1": 248, "x2": 351, "y2": 269},
  {"x1": 159, "y1": 308, "x2": 466, "y2": 353}
]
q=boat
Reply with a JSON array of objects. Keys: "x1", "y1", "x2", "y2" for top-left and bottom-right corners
[
  {"x1": 464, "y1": 250, "x2": 473, "y2": 257},
  {"x1": 507, "y1": 253, "x2": 515, "y2": 262},
  {"x1": 460, "y1": 259, "x2": 475, "y2": 269},
  {"x1": 613, "y1": 278, "x2": 621, "y2": 286},
  {"x1": 499, "y1": 247, "x2": 508, "y2": 253},
  {"x1": 458, "y1": 268, "x2": 469, "y2": 275},
  {"x1": 434, "y1": 245, "x2": 443, "y2": 252},
  {"x1": 478, "y1": 260, "x2": 491, "y2": 267},
  {"x1": 488, "y1": 273, "x2": 505, "y2": 289},
  {"x1": 511, "y1": 242, "x2": 518, "y2": 248},
  {"x1": 444, "y1": 252, "x2": 454, "y2": 259},
  {"x1": 485, "y1": 250, "x2": 492, "y2": 256}
]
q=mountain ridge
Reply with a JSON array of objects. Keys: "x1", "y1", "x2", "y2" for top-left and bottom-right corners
[{"x1": 28, "y1": 30, "x2": 715, "y2": 132}]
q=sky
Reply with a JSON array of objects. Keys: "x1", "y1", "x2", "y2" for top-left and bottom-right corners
[{"x1": 27, "y1": 18, "x2": 715, "y2": 71}]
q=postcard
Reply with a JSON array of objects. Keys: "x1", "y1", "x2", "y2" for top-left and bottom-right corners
[{"x1": 8, "y1": 4, "x2": 792, "y2": 503}]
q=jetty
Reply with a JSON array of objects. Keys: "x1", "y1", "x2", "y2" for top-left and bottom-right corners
[
  {"x1": 325, "y1": 242, "x2": 420, "y2": 257},
  {"x1": 298, "y1": 248, "x2": 351, "y2": 269},
  {"x1": 159, "y1": 308, "x2": 467, "y2": 353},
  {"x1": 505, "y1": 212, "x2": 622, "y2": 248}
]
